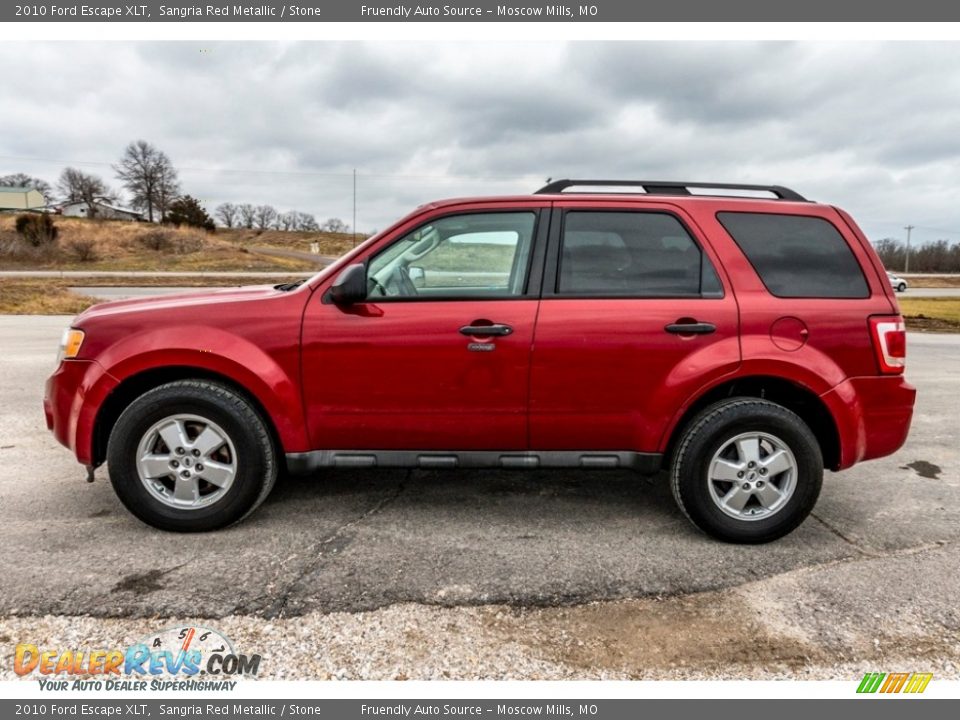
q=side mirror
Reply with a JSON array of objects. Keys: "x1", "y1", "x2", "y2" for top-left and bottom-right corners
[
  {"x1": 329, "y1": 263, "x2": 368, "y2": 305},
  {"x1": 408, "y1": 265, "x2": 425, "y2": 285}
]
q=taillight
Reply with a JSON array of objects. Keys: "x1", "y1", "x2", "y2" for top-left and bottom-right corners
[{"x1": 869, "y1": 316, "x2": 906, "y2": 374}]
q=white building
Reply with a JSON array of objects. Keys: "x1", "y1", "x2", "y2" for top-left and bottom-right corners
[{"x1": 59, "y1": 198, "x2": 143, "y2": 221}]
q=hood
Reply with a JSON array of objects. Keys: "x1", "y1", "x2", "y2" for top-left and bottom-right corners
[{"x1": 74, "y1": 284, "x2": 296, "y2": 324}]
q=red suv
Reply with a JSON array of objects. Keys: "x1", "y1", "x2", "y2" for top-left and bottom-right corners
[{"x1": 44, "y1": 180, "x2": 916, "y2": 542}]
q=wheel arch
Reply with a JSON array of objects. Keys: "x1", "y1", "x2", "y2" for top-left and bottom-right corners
[
  {"x1": 662, "y1": 375, "x2": 842, "y2": 471},
  {"x1": 92, "y1": 366, "x2": 285, "y2": 468}
]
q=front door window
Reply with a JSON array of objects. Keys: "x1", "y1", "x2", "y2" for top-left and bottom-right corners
[{"x1": 367, "y1": 212, "x2": 537, "y2": 299}]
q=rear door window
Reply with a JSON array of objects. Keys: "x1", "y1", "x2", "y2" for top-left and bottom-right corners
[
  {"x1": 557, "y1": 211, "x2": 722, "y2": 297},
  {"x1": 717, "y1": 212, "x2": 869, "y2": 298}
]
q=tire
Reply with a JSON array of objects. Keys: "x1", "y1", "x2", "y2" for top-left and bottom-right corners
[
  {"x1": 898, "y1": 283, "x2": 907, "y2": 292},
  {"x1": 670, "y1": 398, "x2": 823, "y2": 543},
  {"x1": 107, "y1": 380, "x2": 277, "y2": 532}
]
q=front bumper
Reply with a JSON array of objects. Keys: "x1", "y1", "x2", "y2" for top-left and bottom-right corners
[
  {"x1": 821, "y1": 375, "x2": 917, "y2": 470},
  {"x1": 44, "y1": 359, "x2": 118, "y2": 466}
]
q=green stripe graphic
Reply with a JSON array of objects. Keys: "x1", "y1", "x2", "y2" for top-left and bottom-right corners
[{"x1": 857, "y1": 672, "x2": 886, "y2": 693}]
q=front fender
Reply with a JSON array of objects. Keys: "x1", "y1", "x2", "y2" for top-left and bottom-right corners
[
  {"x1": 88, "y1": 325, "x2": 309, "y2": 456},
  {"x1": 45, "y1": 358, "x2": 119, "y2": 465}
]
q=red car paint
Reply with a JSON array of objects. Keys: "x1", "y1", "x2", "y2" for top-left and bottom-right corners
[{"x1": 44, "y1": 191, "x2": 915, "y2": 474}]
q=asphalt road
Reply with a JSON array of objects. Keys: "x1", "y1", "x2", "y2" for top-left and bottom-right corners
[
  {"x1": 70, "y1": 286, "x2": 238, "y2": 300},
  {"x1": 0, "y1": 316, "x2": 957, "y2": 625}
]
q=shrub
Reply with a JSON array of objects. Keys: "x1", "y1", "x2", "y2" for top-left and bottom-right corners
[
  {"x1": 174, "y1": 232, "x2": 205, "y2": 254},
  {"x1": 0, "y1": 230, "x2": 21, "y2": 256},
  {"x1": 66, "y1": 238, "x2": 98, "y2": 262},
  {"x1": 137, "y1": 228, "x2": 205, "y2": 254},
  {"x1": 139, "y1": 229, "x2": 174, "y2": 252},
  {"x1": 15, "y1": 213, "x2": 58, "y2": 248}
]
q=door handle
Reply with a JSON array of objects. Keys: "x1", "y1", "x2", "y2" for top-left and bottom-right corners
[
  {"x1": 665, "y1": 321, "x2": 716, "y2": 335},
  {"x1": 460, "y1": 323, "x2": 513, "y2": 337}
]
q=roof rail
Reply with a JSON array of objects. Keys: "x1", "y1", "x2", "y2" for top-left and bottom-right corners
[{"x1": 535, "y1": 179, "x2": 808, "y2": 202}]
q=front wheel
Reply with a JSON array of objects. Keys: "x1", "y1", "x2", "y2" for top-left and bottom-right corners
[
  {"x1": 670, "y1": 398, "x2": 823, "y2": 543},
  {"x1": 898, "y1": 283, "x2": 907, "y2": 292},
  {"x1": 107, "y1": 380, "x2": 277, "y2": 532}
]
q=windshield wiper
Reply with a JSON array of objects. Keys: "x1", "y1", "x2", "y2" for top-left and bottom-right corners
[{"x1": 274, "y1": 279, "x2": 306, "y2": 292}]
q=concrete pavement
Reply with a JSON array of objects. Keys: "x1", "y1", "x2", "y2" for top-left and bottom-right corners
[
  {"x1": 900, "y1": 287, "x2": 960, "y2": 297},
  {"x1": 0, "y1": 315, "x2": 957, "y2": 626}
]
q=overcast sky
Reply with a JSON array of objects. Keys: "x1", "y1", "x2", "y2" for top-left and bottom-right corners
[{"x1": 1, "y1": 41, "x2": 959, "y2": 244}]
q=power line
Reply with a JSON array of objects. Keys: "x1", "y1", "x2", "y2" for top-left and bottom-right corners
[
  {"x1": 899, "y1": 223, "x2": 960, "y2": 236},
  {"x1": 867, "y1": 220, "x2": 960, "y2": 236}
]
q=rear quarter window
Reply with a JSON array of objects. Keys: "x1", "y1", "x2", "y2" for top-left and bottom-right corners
[{"x1": 717, "y1": 212, "x2": 869, "y2": 298}]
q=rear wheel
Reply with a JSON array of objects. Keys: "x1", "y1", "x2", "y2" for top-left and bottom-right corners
[
  {"x1": 670, "y1": 398, "x2": 823, "y2": 543},
  {"x1": 107, "y1": 380, "x2": 277, "y2": 532}
]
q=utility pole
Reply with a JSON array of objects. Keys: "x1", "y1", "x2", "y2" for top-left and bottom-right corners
[
  {"x1": 352, "y1": 168, "x2": 357, "y2": 248},
  {"x1": 904, "y1": 224, "x2": 914, "y2": 273}
]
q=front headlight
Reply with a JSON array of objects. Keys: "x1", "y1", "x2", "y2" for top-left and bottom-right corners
[{"x1": 56, "y1": 328, "x2": 85, "y2": 365}]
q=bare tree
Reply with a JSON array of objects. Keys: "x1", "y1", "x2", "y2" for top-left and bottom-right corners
[
  {"x1": 321, "y1": 217, "x2": 349, "y2": 233},
  {"x1": 238, "y1": 203, "x2": 256, "y2": 229},
  {"x1": 277, "y1": 211, "x2": 296, "y2": 231},
  {"x1": 874, "y1": 237, "x2": 960, "y2": 273},
  {"x1": 294, "y1": 211, "x2": 320, "y2": 231},
  {"x1": 215, "y1": 202, "x2": 239, "y2": 228},
  {"x1": 1, "y1": 173, "x2": 53, "y2": 203},
  {"x1": 254, "y1": 204, "x2": 278, "y2": 231},
  {"x1": 114, "y1": 140, "x2": 180, "y2": 222},
  {"x1": 154, "y1": 162, "x2": 179, "y2": 221},
  {"x1": 56, "y1": 168, "x2": 113, "y2": 218}
]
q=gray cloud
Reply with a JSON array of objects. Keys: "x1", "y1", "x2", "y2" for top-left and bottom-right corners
[{"x1": 1, "y1": 41, "x2": 959, "y2": 243}]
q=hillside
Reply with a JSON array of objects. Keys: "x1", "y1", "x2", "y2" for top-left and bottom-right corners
[{"x1": 218, "y1": 226, "x2": 363, "y2": 257}]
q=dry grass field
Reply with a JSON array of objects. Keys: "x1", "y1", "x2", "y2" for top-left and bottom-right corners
[
  {"x1": 898, "y1": 297, "x2": 960, "y2": 332},
  {"x1": 0, "y1": 275, "x2": 318, "y2": 315},
  {"x1": 225, "y1": 226, "x2": 362, "y2": 256},
  {"x1": 0, "y1": 215, "x2": 355, "y2": 272},
  {"x1": 0, "y1": 279, "x2": 100, "y2": 315},
  {"x1": 903, "y1": 275, "x2": 960, "y2": 288}
]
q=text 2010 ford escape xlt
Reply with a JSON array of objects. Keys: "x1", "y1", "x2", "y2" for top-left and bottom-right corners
[{"x1": 44, "y1": 180, "x2": 916, "y2": 542}]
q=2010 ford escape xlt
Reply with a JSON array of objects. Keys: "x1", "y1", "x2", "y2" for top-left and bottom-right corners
[{"x1": 44, "y1": 180, "x2": 916, "y2": 542}]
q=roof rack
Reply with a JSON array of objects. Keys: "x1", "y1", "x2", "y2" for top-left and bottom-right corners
[{"x1": 535, "y1": 179, "x2": 808, "y2": 202}]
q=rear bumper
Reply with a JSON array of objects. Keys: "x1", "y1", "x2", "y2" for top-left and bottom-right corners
[
  {"x1": 822, "y1": 375, "x2": 916, "y2": 470},
  {"x1": 44, "y1": 359, "x2": 118, "y2": 466}
]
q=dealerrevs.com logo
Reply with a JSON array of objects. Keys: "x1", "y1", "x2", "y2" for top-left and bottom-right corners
[
  {"x1": 14, "y1": 626, "x2": 261, "y2": 692},
  {"x1": 857, "y1": 672, "x2": 933, "y2": 694}
]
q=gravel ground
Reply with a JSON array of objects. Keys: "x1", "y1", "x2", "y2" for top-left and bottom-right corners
[{"x1": 4, "y1": 546, "x2": 959, "y2": 681}]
